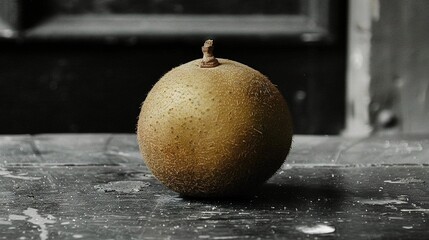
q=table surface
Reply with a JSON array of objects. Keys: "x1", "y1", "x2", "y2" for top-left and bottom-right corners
[{"x1": 0, "y1": 134, "x2": 428, "y2": 239}]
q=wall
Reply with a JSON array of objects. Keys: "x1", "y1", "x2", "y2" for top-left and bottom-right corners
[{"x1": 370, "y1": 0, "x2": 429, "y2": 134}]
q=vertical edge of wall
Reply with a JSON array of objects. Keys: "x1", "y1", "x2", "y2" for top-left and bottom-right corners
[
  {"x1": 0, "y1": 0, "x2": 19, "y2": 38},
  {"x1": 342, "y1": 0, "x2": 374, "y2": 136}
]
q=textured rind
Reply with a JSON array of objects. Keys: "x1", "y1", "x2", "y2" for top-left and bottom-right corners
[{"x1": 137, "y1": 58, "x2": 293, "y2": 197}]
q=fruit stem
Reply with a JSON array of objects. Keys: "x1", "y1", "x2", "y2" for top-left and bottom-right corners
[{"x1": 200, "y1": 39, "x2": 220, "y2": 68}]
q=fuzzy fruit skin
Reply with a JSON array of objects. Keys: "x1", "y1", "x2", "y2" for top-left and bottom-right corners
[{"x1": 137, "y1": 58, "x2": 292, "y2": 197}]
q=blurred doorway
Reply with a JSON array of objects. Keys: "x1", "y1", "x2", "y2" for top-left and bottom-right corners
[{"x1": 0, "y1": 0, "x2": 347, "y2": 134}]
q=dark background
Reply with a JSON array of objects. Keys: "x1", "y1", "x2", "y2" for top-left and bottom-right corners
[{"x1": 0, "y1": 0, "x2": 347, "y2": 134}]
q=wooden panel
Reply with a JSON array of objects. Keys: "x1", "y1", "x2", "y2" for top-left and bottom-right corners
[
  {"x1": 370, "y1": 0, "x2": 429, "y2": 133},
  {"x1": 9, "y1": 0, "x2": 334, "y2": 44},
  {"x1": 49, "y1": 0, "x2": 302, "y2": 15},
  {"x1": 25, "y1": 15, "x2": 329, "y2": 42}
]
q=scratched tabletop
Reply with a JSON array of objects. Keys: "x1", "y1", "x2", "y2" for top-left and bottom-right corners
[{"x1": 1, "y1": 134, "x2": 429, "y2": 239}]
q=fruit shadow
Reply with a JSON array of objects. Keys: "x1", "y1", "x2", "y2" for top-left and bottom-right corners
[
  {"x1": 183, "y1": 174, "x2": 348, "y2": 212},
  {"x1": 252, "y1": 182, "x2": 347, "y2": 210}
]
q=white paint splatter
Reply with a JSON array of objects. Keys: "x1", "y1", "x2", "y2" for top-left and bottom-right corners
[
  {"x1": 402, "y1": 226, "x2": 413, "y2": 229},
  {"x1": 72, "y1": 234, "x2": 84, "y2": 239},
  {"x1": 384, "y1": 177, "x2": 425, "y2": 184},
  {"x1": 359, "y1": 199, "x2": 408, "y2": 205},
  {"x1": 9, "y1": 214, "x2": 27, "y2": 221},
  {"x1": 0, "y1": 219, "x2": 12, "y2": 225},
  {"x1": 0, "y1": 215, "x2": 27, "y2": 226},
  {"x1": 23, "y1": 208, "x2": 56, "y2": 240},
  {"x1": 0, "y1": 167, "x2": 41, "y2": 180},
  {"x1": 383, "y1": 142, "x2": 423, "y2": 154},
  {"x1": 94, "y1": 181, "x2": 150, "y2": 193},
  {"x1": 296, "y1": 224, "x2": 335, "y2": 234},
  {"x1": 401, "y1": 209, "x2": 429, "y2": 213},
  {"x1": 213, "y1": 236, "x2": 241, "y2": 240}
]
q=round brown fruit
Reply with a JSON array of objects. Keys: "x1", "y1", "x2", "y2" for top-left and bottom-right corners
[{"x1": 137, "y1": 40, "x2": 292, "y2": 197}]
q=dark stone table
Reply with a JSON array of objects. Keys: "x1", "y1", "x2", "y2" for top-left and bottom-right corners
[{"x1": 1, "y1": 134, "x2": 428, "y2": 239}]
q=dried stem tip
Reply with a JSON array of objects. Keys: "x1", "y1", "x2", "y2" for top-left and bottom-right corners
[{"x1": 200, "y1": 39, "x2": 220, "y2": 68}]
